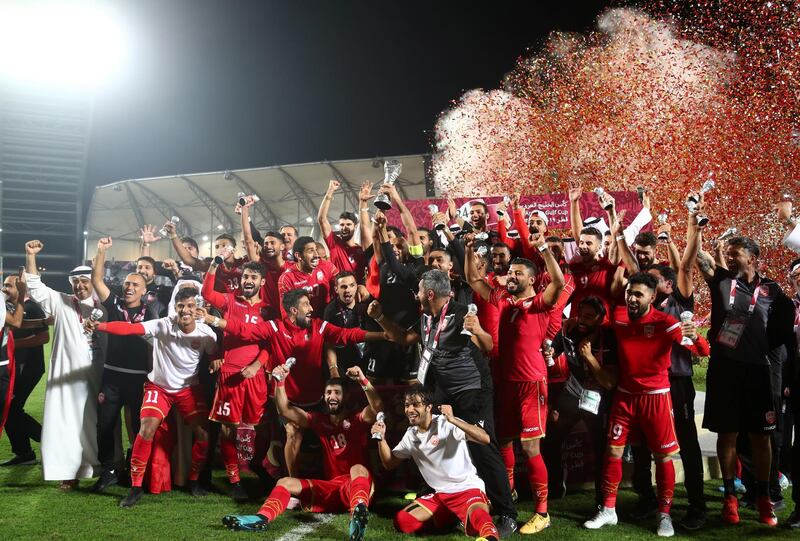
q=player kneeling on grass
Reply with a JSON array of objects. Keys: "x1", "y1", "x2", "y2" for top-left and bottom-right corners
[
  {"x1": 373, "y1": 385, "x2": 500, "y2": 541},
  {"x1": 223, "y1": 364, "x2": 381, "y2": 541},
  {"x1": 86, "y1": 287, "x2": 218, "y2": 508}
]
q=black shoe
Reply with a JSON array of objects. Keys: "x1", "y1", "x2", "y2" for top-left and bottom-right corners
[
  {"x1": 188, "y1": 480, "x2": 208, "y2": 497},
  {"x1": 230, "y1": 482, "x2": 248, "y2": 502},
  {"x1": 119, "y1": 487, "x2": 143, "y2": 508},
  {"x1": 0, "y1": 451, "x2": 36, "y2": 466},
  {"x1": 679, "y1": 507, "x2": 707, "y2": 531},
  {"x1": 629, "y1": 497, "x2": 658, "y2": 520},
  {"x1": 787, "y1": 509, "x2": 800, "y2": 529},
  {"x1": 92, "y1": 469, "x2": 119, "y2": 493},
  {"x1": 495, "y1": 514, "x2": 518, "y2": 538}
]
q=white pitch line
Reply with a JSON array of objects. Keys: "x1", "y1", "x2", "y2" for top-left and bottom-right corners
[{"x1": 274, "y1": 513, "x2": 336, "y2": 541}]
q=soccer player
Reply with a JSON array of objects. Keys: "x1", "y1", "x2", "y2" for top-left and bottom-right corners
[
  {"x1": 201, "y1": 259, "x2": 270, "y2": 501},
  {"x1": 466, "y1": 234, "x2": 565, "y2": 534},
  {"x1": 203, "y1": 288, "x2": 385, "y2": 477},
  {"x1": 278, "y1": 236, "x2": 339, "y2": 317},
  {"x1": 87, "y1": 287, "x2": 218, "y2": 508},
  {"x1": 318, "y1": 180, "x2": 368, "y2": 282},
  {"x1": 222, "y1": 365, "x2": 381, "y2": 541},
  {"x1": 373, "y1": 385, "x2": 500, "y2": 541},
  {"x1": 241, "y1": 203, "x2": 291, "y2": 317},
  {"x1": 323, "y1": 272, "x2": 369, "y2": 376},
  {"x1": 584, "y1": 272, "x2": 709, "y2": 537}
]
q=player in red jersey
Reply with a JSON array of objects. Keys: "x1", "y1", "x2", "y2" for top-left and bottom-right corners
[
  {"x1": 201, "y1": 288, "x2": 386, "y2": 477},
  {"x1": 466, "y1": 233, "x2": 565, "y2": 534},
  {"x1": 584, "y1": 272, "x2": 709, "y2": 537},
  {"x1": 202, "y1": 259, "x2": 270, "y2": 500},
  {"x1": 278, "y1": 236, "x2": 339, "y2": 317},
  {"x1": 222, "y1": 365, "x2": 382, "y2": 541},
  {"x1": 241, "y1": 204, "x2": 292, "y2": 317},
  {"x1": 318, "y1": 180, "x2": 368, "y2": 282}
]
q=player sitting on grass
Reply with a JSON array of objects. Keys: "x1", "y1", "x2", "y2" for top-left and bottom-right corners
[
  {"x1": 222, "y1": 364, "x2": 382, "y2": 541},
  {"x1": 372, "y1": 384, "x2": 500, "y2": 541}
]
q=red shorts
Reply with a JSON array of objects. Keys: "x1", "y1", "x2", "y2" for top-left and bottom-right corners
[
  {"x1": 298, "y1": 473, "x2": 374, "y2": 513},
  {"x1": 495, "y1": 380, "x2": 547, "y2": 441},
  {"x1": 209, "y1": 368, "x2": 267, "y2": 425},
  {"x1": 140, "y1": 381, "x2": 208, "y2": 424},
  {"x1": 414, "y1": 488, "x2": 490, "y2": 533},
  {"x1": 607, "y1": 391, "x2": 680, "y2": 456}
]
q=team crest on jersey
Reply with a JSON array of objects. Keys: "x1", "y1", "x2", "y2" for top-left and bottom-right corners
[
  {"x1": 523, "y1": 300, "x2": 532, "y2": 309},
  {"x1": 342, "y1": 420, "x2": 351, "y2": 430},
  {"x1": 429, "y1": 435, "x2": 440, "y2": 446},
  {"x1": 765, "y1": 411, "x2": 776, "y2": 425},
  {"x1": 317, "y1": 271, "x2": 324, "y2": 281},
  {"x1": 190, "y1": 340, "x2": 201, "y2": 350},
  {"x1": 643, "y1": 325, "x2": 655, "y2": 337},
  {"x1": 580, "y1": 276, "x2": 589, "y2": 286},
  {"x1": 611, "y1": 423, "x2": 623, "y2": 439},
  {"x1": 759, "y1": 285, "x2": 771, "y2": 297}
]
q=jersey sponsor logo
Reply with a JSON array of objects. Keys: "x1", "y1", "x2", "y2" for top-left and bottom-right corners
[
  {"x1": 660, "y1": 440, "x2": 677, "y2": 449},
  {"x1": 614, "y1": 320, "x2": 628, "y2": 326},
  {"x1": 316, "y1": 271, "x2": 324, "y2": 281},
  {"x1": 765, "y1": 411, "x2": 776, "y2": 425},
  {"x1": 190, "y1": 340, "x2": 201, "y2": 349},
  {"x1": 643, "y1": 325, "x2": 655, "y2": 337},
  {"x1": 429, "y1": 435, "x2": 440, "y2": 446},
  {"x1": 294, "y1": 279, "x2": 308, "y2": 286},
  {"x1": 522, "y1": 426, "x2": 540, "y2": 433}
]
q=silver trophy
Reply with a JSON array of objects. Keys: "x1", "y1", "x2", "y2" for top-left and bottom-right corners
[
  {"x1": 593, "y1": 187, "x2": 613, "y2": 211},
  {"x1": 476, "y1": 245, "x2": 489, "y2": 258},
  {"x1": 194, "y1": 295, "x2": 205, "y2": 309},
  {"x1": 372, "y1": 412, "x2": 385, "y2": 440},
  {"x1": 543, "y1": 339, "x2": 555, "y2": 367},
  {"x1": 474, "y1": 232, "x2": 489, "y2": 241},
  {"x1": 272, "y1": 357, "x2": 296, "y2": 382},
  {"x1": 235, "y1": 192, "x2": 261, "y2": 215},
  {"x1": 428, "y1": 204, "x2": 446, "y2": 231},
  {"x1": 374, "y1": 160, "x2": 402, "y2": 210},
  {"x1": 461, "y1": 304, "x2": 478, "y2": 336},
  {"x1": 718, "y1": 227, "x2": 738, "y2": 243},
  {"x1": 159, "y1": 216, "x2": 180, "y2": 238},
  {"x1": 679, "y1": 311, "x2": 694, "y2": 346},
  {"x1": 686, "y1": 176, "x2": 715, "y2": 223},
  {"x1": 657, "y1": 210, "x2": 669, "y2": 241},
  {"x1": 496, "y1": 195, "x2": 511, "y2": 217},
  {"x1": 85, "y1": 308, "x2": 103, "y2": 335}
]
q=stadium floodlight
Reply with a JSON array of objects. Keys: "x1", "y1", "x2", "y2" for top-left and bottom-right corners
[{"x1": 0, "y1": 1, "x2": 130, "y2": 88}]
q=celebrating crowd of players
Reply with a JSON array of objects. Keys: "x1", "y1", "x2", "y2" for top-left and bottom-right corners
[{"x1": 1, "y1": 179, "x2": 800, "y2": 540}]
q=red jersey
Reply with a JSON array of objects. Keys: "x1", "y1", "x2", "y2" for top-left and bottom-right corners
[
  {"x1": 202, "y1": 274, "x2": 269, "y2": 370},
  {"x1": 278, "y1": 259, "x2": 339, "y2": 317},
  {"x1": 568, "y1": 258, "x2": 619, "y2": 316},
  {"x1": 258, "y1": 258, "x2": 293, "y2": 318},
  {"x1": 214, "y1": 257, "x2": 248, "y2": 294},
  {"x1": 325, "y1": 232, "x2": 366, "y2": 283},
  {"x1": 308, "y1": 410, "x2": 371, "y2": 479},
  {"x1": 489, "y1": 289, "x2": 550, "y2": 382},
  {"x1": 474, "y1": 274, "x2": 501, "y2": 361},
  {"x1": 225, "y1": 317, "x2": 366, "y2": 405},
  {"x1": 611, "y1": 306, "x2": 710, "y2": 394}
]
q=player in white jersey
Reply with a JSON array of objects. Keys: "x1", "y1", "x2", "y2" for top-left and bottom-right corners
[
  {"x1": 372, "y1": 384, "x2": 499, "y2": 541},
  {"x1": 87, "y1": 287, "x2": 218, "y2": 508}
]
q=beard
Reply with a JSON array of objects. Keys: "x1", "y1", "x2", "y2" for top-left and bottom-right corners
[{"x1": 296, "y1": 314, "x2": 311, "y2": 329}]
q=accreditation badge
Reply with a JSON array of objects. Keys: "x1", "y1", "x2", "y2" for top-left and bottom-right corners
[
  {"x1": 717, "y1": 310, "x2": 748, "y2": 349},
  {"x1": 417, "y1": 347, "x2": 433, "y2": 385}
]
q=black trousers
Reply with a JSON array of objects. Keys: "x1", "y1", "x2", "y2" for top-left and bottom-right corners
[
  {"x1": 0, "y1": 363, "x2": 9, "y2": 432},
  {"x1": 632, "y1": 376, "x2": 706, "y2": 511},
  {"x1": 96, "y1": 369, "x2": 147, "y2": 469},
  {"x1": 541, "y1": 385, "x2": 609, "y2": 506},
  {"x1": 5, "y1": 357, "x2": 44, "y2": 456},
  {"x1": 448, "y1": 387, "x2": 517, "y2": 519},
  {"x1": 792, "y1": 397, "x2": 800, "y2": 505}
]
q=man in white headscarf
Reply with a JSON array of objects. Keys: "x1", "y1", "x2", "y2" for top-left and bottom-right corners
[{"x1": 23, "y1": 240, "x2": 105, "y2": 488}]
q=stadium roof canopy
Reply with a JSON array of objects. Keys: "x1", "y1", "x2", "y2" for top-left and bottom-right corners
[{"x1": 86, "y1": 154, "x2": 430, "y2": 261}]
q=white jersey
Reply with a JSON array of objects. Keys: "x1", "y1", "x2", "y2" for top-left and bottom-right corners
[
  {"x1": 392, "y1": 414, "x2": 485, "y2": 494},
  {"x1": 141, "y1": 318, "x2": 217, "y2": 392}
]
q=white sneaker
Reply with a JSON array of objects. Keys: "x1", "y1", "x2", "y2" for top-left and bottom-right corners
[
  {"x1": 584, "y1": 506, "x2": 618, "y2": 529},
  {"x1": 287, "y1": 496, "x2": 301, "y2": 510},
  {"x1": 656, "y1": 512, "x2": 674, "y2": 537}
]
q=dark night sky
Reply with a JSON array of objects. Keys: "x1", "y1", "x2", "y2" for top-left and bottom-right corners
[{"x1": 86, "y1": 1, "x2": 612, "y2": 191}]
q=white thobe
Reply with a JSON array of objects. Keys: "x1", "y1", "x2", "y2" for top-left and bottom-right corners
[{"x1": 26, "y1": 273, "x2": 105, "y2": 481}]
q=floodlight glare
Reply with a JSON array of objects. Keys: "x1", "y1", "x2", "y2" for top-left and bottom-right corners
[{"x1": 0, "y1": 1, "x2": 130, "y2": 88}]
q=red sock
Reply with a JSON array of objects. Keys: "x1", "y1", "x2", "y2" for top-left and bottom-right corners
[
  {"x1": 348, "y1": 475, "x2": 371, "y2": 511},
  {"x1": 130, "y1": 435, "x2": 153, "y2": 488},
  {"x1": 188, "y1": 440, "x2": 209, "y2": 482},
  {"x1": 526, "y1": 454, "x2": 548, "y2": 514},
  {"x1": 394, "y1": 509, "x2": 426, "y2": 533},
  {"x1": 220, "y1": 437, "x2": 240, "y2": 484},
  {"x1": 258, "y1": 485, "x2": 291, "y2": 521},
  {"x1": 467, "y1": 507, "x2": 499, "y2": 539},
  {"x1": 499, "y1": 445, "x2": 515, "y2": 491},
  {"x1": 655, "y1": 460, "x2": 675, "y2": 514},
  {"x1": 602, "y1": 456, "x2": 623, "y2": 509}
]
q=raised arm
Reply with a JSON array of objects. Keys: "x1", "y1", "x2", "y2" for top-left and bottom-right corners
[
  {"x1": 164, "y1": 221, "x2": 209, "y2": 271},
  {"x1": 568, "y1": 183, "x2": 584, "y2": 242},
  {"x1": 25, "y1": 240, "x2": 42, "y2": 276},
  {"x1": 273, "y1": 364, "x2": 310, "y2": 429},
  {"x1": 440, "y1": 405, "x2": 490, "y2": 445},
  {"x1": 366, "y1": 300, "x2": 420, "y2": 347},
  {"x1": 384, "y1": 184, "x2": 420, "y2": 246},
  {"x1": 612, "y1": 211, "x2": 638, "y2": 275},
  {"x1": 533, "y1": 235, "x2": 565, "y2": 307},
  {"x1": 240, "y1": 204, "x2": 260, "y2": 262},
  {"x1": 358, "y1": 181, "x2": 374, "y2": 251},
  {"x1": 139, "y1": 224, "x2": 161, "y2": 258},
  {"x1": 201, "y1": 261, "x2": 228, "y2": 310},
  {"x1": 463, "y1": 310, "x2": 493, "y2": 354},
  {"x1": 92, "y1": 237, "x2": 113, "y2": 302},
  {"x1": 463, "y1": 236, "x2": 492, "y2": 301},
  {"x1": 678, "y1": 213, "x2": 702, "y2": 298},
  {"x1": 346, "y1": 366, "x2": 384, "y2": 424},
  {"x1": 317, "y1": 180, "x2": 337, "y2": 241}
]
